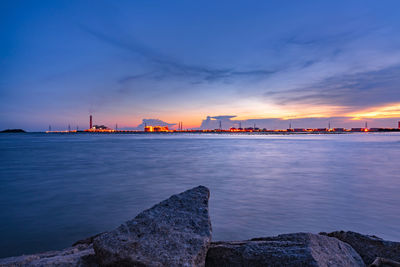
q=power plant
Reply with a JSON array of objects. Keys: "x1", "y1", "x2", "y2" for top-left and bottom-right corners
[{"x1": 45, "y1": 115, "x2": 400, "y2": 134}]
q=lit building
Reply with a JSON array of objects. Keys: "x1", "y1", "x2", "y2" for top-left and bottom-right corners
[
  {"x1": 333, "y1": 128, "x2": 346, "y2": 132},
  {"x1": 144, "y1": 126, "x2": 170, "y2": 132},
  {"x1": 92, "y1": 125, "x2": 110, "y2": 130}
]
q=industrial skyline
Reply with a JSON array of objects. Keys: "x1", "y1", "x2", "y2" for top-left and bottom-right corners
[{"x1": 45, "y1": 114, "x2": 400, "y2": 133}]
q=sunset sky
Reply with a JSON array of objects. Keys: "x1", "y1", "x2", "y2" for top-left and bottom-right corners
[{"x1": 2, "y1": 0, "x2": 400, "y2": 130}]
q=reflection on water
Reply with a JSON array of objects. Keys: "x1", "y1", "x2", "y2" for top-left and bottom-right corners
[{"x1": 0, "y1": 133, "x2": 399, "y2": 257}]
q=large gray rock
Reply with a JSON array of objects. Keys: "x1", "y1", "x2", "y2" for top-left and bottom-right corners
[
  {"x1": 0, "y1": 244, "x2": 96, "y2": 267},
  {"x1": 206, "y1": 233, "x2": 365, "y2": 267},
  {"x1": 320, "y1": 231, "x2": 400, "y2": 265},
  {"x1": 93, "y1": 185, "x2": 212, "y2": 266}
]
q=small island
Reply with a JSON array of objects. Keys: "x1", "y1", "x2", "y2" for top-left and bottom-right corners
[{"x1": 0, "y1": 129, "x2": 26, "y2": 133}]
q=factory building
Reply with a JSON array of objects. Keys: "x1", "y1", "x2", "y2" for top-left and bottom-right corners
[{"x1": 144, "y1": 126, "x2": 170, "y2": 132}]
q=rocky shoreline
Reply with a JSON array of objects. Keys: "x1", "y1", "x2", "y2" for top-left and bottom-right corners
[{"x1": 1, "y1": 186, "x2": 399, "y2": 267}]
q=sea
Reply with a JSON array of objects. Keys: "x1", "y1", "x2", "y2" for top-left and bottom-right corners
[{"x1": 0, "y1": 132, "x2": 399, "y2": 258}]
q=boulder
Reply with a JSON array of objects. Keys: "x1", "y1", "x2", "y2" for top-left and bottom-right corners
[
  {"x1": 93, "y1": 185, "x2": 212, "y2": 266},
  {"x1": 369, "y1": 257, "x2": 400, "y2": 267},
  {"x1": 0, "y1": 244, "x2": 96, "y2": 267},
  {"x1": 320, "y1": 231, "x2": 400, "y2": 265},
  {"x1": 206, "y1": 233, "x2": 365, "y2": 267}
]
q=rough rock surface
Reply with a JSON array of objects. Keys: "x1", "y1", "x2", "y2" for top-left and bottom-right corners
[
  {"x1": 369, "y1": 257, "x2": 400, "y2": 267},
  {"x1": 320, "y1": 231, "x2": 400, "y2": 265},
  {"x1": 93, "y1": 185, "x2": 212, "y2": 266},
  {"x1": 206, "y1": 233, "x2": 365, "y2": 267},
  {"x1": 0, "y1": 244, "x2": 96, "y2": 267}
]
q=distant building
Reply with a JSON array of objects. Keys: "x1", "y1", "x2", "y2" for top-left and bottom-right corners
[
  {"x1": 92, "y1": 125, "x2": 110, "y2": 130},
  {"x1": 333, "y1": 128, "x2": 346, "y2": 132},
  {"x1": 144, "y1": 126, "x2": 170, "y2": 132},
  {"x1": 315, "y1": 128, "x2": 328, "y2": 132},
  {"x1": 136, "y1": 119, "x2": 176, "y2": 131},
  {"x1": 351, "y1": 128, "x2": 363, "y2": 132},
  {"x1": 369, "y1": 128, "x2": 380, "y2": 132}
]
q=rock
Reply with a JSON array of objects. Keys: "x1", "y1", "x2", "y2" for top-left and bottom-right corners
[
  {"x1": 0, "y1": 244, "x2": 96, "y2": 267},
  {"x1": 369, "y1": 257, "x2": 400, "y2": 267},
  {"x1": 73, "y1": 233, "x2": 104, "y2": 246},
  {"x1": 206, "y1": 233, "x2": 365, "y2": 267},
  {"x1": 93, "y1": 185, "x2": 212, "y2": 266},
  {"x1": 320, "y1": 231, "x2": 400, "y2": 265}
]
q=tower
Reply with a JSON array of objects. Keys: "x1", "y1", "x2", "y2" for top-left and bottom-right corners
[
  {"x1": 219, "y1": 120, "x2": 222, "y2": 130},
  {"x1": 365, "y1": 121, "x2": 368, "y2": 129},
  {"x1": 90, "y1": 115, "x2": 93, "y2": 129}
]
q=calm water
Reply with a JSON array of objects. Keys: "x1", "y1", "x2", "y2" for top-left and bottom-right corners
[{"x1": 0, "y1": 133, "x2": 399, "y2": 258}]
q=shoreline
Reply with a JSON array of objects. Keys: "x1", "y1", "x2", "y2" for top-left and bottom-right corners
[{"x1": 3, "y1": 130, "x2": 400, "y2": 135}]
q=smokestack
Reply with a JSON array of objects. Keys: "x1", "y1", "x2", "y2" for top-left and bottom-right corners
[{"x1": 90, "y1": 115, "x2": 93, "y2": 129}]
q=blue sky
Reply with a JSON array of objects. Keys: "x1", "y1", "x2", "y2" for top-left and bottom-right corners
[{"x1": 1, "y1": 0, "x2": 400, "y2": 130}]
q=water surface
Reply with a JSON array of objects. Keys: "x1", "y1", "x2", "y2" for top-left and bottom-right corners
[{"x1": 0, "y1": 133, "x2": 399, "y2": 258}]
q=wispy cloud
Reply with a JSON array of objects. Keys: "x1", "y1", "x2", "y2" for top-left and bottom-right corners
[
  {"x1": 266, "y1": 64, "x2": 400, "y2": 109},
  {"x1": 81, "y1": 26, "x2": 278, "y2": 84}
]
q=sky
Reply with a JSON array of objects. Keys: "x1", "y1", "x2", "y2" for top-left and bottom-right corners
[{"x1": 1, "y1": 0, "x2": 400, "y2": 131}]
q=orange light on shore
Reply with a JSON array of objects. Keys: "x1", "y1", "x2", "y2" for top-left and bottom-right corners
[
  {"x1": 144, "y1": 126, "x2": 170, "y2": 132},
  {"x1": 46, "y1": 130, "x2": 77, "y2": 133},
  {"x1": 84, "y1": 129, "x2": 116, "y2": 133}
]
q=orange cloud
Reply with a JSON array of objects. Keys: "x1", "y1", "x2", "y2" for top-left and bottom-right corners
[{"x1": 347, "y1": 103, "x2": 400, "y2": 119}]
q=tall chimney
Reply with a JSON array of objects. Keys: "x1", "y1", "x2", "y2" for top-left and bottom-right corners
[{"x1": 90, "y1": 115, "x2": 93, "y2": 129}]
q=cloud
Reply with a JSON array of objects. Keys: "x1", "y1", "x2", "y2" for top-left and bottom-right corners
[
  {"x1": 198, "y1": 115, "x2": 400, "y2": 130},
  {"x1": 81, "y1": 26, "x2": 278, "y2": 84},
  {"x1": 265, "y1": 64, "x2": 400, "y2": 110},
  {"x1": 81, "y1": 23, "x2": 400, "y2": 118},
  {"x1": 124, "y1": 118, "x2": 176, "y2": 130}
]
